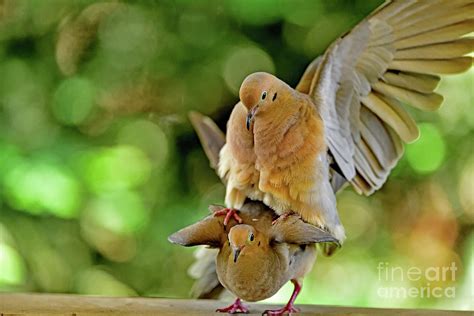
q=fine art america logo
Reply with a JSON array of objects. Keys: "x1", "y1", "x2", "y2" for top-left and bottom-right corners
[{"x1": 377, "y1": 262, "x2": 457, "y2": 299}]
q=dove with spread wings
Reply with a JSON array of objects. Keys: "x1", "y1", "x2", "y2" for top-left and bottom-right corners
[{"x1": 210, "y1": 0, "x2": 474, "y2": 252}]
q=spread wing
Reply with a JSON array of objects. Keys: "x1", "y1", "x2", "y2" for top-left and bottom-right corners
[
  {"x1": 168, "y1": 207, "x2": 226, "y2": 248},
  {"x1": 271, "y1": 214, "x2": 340, "y2": 246},
  {"x1": 308, "y1": 0, "x2": 473, "y2": 195}
]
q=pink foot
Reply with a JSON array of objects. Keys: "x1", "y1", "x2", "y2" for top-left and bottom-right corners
[
  {"x1": 271, "y1": 212, "x2": 296, "y2": 225},
  {"x1": 216, "y1": 298, "x2": 249, "y2": 314},
  {"x1": 262, "y1": 305, "x2": 300, "y2": 315},
  {"x1": 214, "y1": 208, "x2": 243, "y2": 226},
  {"x1": 263, "y1": 279, "x2": 301, "y2": 315}
]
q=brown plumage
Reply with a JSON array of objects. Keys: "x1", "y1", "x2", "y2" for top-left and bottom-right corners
[
  {"x1": 219, "y1": 73, "x2": 343, "y2": 243},
  {"x1": 218, "y1": 0, "x2": 474, "y2": 247},
  {"x1": 183, "y1": 0, "x2": 473, "y2": 313},
  {"x1": 168, "y1": 202, "x2": 338, "y2": 314}
]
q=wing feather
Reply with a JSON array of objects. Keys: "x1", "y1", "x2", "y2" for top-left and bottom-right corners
[
  {"x1": 306, "y1": 0, "x2": 473, "y2": 195},
  {"x1": 394, "y1": 19, "x2": 474, "y2": 49},
  {"x1": 382, "y1": 72, "x2": 440, "y2": 94},
  {"x1": 359, "y1": 107, "x2": 397, "y2": 170}
]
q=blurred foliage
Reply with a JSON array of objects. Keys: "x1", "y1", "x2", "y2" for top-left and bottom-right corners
[{"x1": 0, "y1": 0, "x2": 472, "y2": 311}]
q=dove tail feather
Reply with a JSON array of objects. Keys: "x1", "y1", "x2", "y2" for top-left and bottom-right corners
[{"x1": 188, "y1": 111, "x2": 226, "y2": 171}]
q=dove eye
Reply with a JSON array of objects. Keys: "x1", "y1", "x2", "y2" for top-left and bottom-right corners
[
  {"x1": 261, "y1": 91, "x2": 267, "y2": 100},
  {"x1": 249, "y1": 233, "x2": 254, "y2": 242}
]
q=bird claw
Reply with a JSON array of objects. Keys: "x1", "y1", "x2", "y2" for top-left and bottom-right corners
[
  {"x1": 262, "y1": 305, "x2": 300, "y2": 315},
  {"x1": 271, "y1": 212, "x2": 296, "y2": 225},
  {"x1": 263, "y1": 279, "x2": 301, "y2": 315},
  {"x1": 216, "y1": 298, "x2": 249, "y2": 314},
  {"x1": 214, "y1": 208, "x2": 243, "y2": 225}
]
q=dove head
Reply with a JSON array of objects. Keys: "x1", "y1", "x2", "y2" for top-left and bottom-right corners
[
  {"x1": 228, "y1": 224, "x2": 261, "y2": 263},
  {"x1": 239, "y1": 72, "x2": 289, "y2": 130}
]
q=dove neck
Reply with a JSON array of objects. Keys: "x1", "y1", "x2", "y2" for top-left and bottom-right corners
[{"x1": 258, "y1": 101, "x2": 302, "y2": 127}]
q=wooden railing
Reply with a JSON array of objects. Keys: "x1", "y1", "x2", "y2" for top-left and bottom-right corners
[{"x1": 0, "y1": 293, "x2": 470, "y2": 315}]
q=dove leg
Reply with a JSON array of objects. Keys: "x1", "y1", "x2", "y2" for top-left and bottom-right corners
[
  {"x1": 214, "y1": 208, "x2": 243, "y2": 225},
  {"x1": 271, "y1": 211, "x2": 297, "y2": 225},
  {"x1": 263, "y1": 279, "x2": 301, "y2": 315},
  {"x1": 216, "y1": 298, "x2": 249, "y2": 314}
]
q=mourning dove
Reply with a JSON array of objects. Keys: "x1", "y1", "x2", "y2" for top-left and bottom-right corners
[
  {"x1": 183, "y1": 1, "x2": 473, "y2": 312},
  {"x1": 168, "y1": 202, "x2": 338, "y2": 315},
  {"x1": 216, "y1": 0, "x2": 473, "y2": 251}
]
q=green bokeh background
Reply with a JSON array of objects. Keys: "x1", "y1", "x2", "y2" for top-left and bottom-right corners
[{"x1": 0, "y1": 0, "x2": 473, "y2": 310}]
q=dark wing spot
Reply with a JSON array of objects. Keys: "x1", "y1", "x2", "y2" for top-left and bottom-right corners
[
  {"x1": 258, "y1": 241, "x2": 261, "y2": 246},
  {"x1": 272, "y1": 92, "x2": 277, "y2": 101}
]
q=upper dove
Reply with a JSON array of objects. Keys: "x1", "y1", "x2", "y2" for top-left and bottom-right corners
[{"x1": 216, "y1": 0, "x2": 473, "y2": 252}]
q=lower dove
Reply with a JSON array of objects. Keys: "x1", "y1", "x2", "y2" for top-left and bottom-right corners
[{"x1": 168, "y1": 202, "x2": 338, "y2": 315}]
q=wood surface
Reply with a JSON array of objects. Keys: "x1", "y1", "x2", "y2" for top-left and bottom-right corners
[{"x1": 0, "y1": 293, "x2": 471, "y2": 315}]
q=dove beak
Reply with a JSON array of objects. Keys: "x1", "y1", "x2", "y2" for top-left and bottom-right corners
[
  {"x1": 246, "y1": 106, "x2": 259, "y2": 130},
  {"x1": 232, "y1": 246, "x2": 244, "y2": 263}
]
